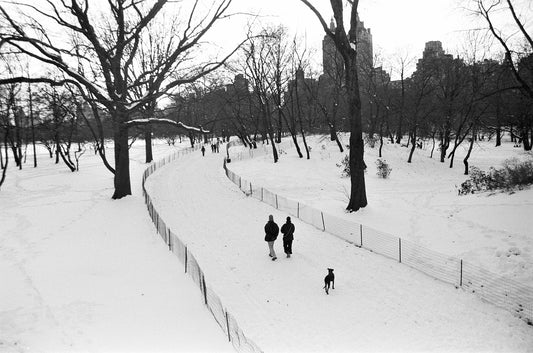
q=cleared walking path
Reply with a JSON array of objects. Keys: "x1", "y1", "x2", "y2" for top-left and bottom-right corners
[{"x1": 145, "y1": 146, "x2": 533, "y2": 353}]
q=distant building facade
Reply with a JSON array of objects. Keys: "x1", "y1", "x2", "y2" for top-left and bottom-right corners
[
  {"x1": 416, "y1": 40, "x2": 454, "y2": 72},
  {"x1": 321, "y1": 15, "x2": 374, "y2": 84}
]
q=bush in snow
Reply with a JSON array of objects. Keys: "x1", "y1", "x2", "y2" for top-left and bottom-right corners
[
  {"x1": 337, "y1": 154, "x2": 350, "y2": 177},
  {"x1": 502, "y1": 158, "x2": 533, "y2": 187},
  {"x1": 458, "y1": 158, "x2": 533, "y2": 195},
  {"x1": 365, "y1": 135, "x2": 377, "y2": 148},
  {"x1": 337, "y1": 155, "x2": 371, "y2": 177},
  {"x1": 375, "y1": 159, "x2": 392, "y2": 179}
]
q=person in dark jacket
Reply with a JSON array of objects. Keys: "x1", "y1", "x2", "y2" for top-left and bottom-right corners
[
  {"x1": 201, "y1": 145, "x2": 205, "y2": 156},
  {"x1": 264, "y1": 215, "x2": 279, "y2": 261},
  {"x1": 281, "y1": 216, "x2": 295, "y2": 258}
]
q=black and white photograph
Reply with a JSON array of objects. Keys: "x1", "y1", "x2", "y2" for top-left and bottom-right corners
[{"x1": 0, "y1": 0, "x2": 532, "y2": 352}]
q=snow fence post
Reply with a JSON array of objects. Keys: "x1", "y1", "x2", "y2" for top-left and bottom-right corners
[
  {"x1": 202, "y1": 274, "x2": 208, "y2": 305},
  {"x1": 168, "y1": 229, "x2": 172, "y2": 252},
  {"x1": 250, "y1": 183, "x2": 253, "y2": 196},
  {"x1": 360, "y1": 224, "x2": 363, "y2": 248},
  {"x1": 225, "y1": 311, "x2": 231, "y2": 342},
  {"x1": 275, "y1": 194, "x2": 278, "y2": 209},
  {"x1": 398, "y1": 238, "x2": 402, "y2": 263},
  {"x1": 321, "y1": 212, "x2": 325, "y2": 231},
  {"x1": 184, "y1": 246, "x2": 188, "y2": 273},
  {"x1": 297, "y1": 202, "x2": 300, "y2": 218},
  {"x1": 460, "y1": 259, "x2": 463, "y2": 287},
  {"x1": 261, "y1": 188, "x2": 264, "y2": 202}
]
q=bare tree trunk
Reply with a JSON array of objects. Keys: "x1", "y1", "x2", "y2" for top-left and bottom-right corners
[
  {"x1": 463, "y1": 128, "x2": 476, "y2": 175},
  {"x1": 262, "y1": 102, "x2": 278, "y2": 162},
  {"x1": 440, "y1": 124, "x2": 451, "y2": 163},
  {"x1": 346, "y1": 58, "x2": 367, "y2": 211},
  {"x1": 14, "y1": 106, "x2": 22, "y2": 170},
  {"x1": 448, "y1": 123, "x2": 472, "y2": 168},
  {"x1": 112, "y1": 111, "x2": 132, "y2": 199},
  {"x1": 28, "y1": 81, "x2": 37, "y2": 167},
  {"x1": 396, "y1": 71, "x2": 406, "y2": 144},
  {"x1": 378, "y1": 119, "x2": 385, "y2": 158},
  {"x1": 522, "y1": 127, "x2": 532, "y2": 151},
  {"x1": 329, "y1": 123, "x2": 344, "y2": 153},
  {"x1": 407, "y1": 128, "x2": 417, "y2": 163},
  {"x1": 145, "y1": 124, "x2": 153, "y2": 163},
  {"x1": 57, "y1": 143, "x2": 76, "y2": 172},
  {"x1": 0, "y1": 131, "x2": 8, "y2": 188},
  {"x1": 188, "y1": 131, "x2": 195, "y2": 148},
  {"x1": 299, "y1": 0, "x2": 367, "y2": 211},
  {"x1": 495, "y1": 99, "x2": 502, "y2": 147},
  {"x1": 430, "y1": 130, "x2": 436, "y2": 158}
]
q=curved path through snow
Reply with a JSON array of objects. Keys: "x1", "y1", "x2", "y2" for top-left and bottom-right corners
[{"x1": 145, "y1": 147, "x2": 533, "y2": 353}]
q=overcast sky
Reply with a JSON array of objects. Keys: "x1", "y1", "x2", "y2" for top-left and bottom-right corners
[{"x1": 220, "y1": 0, "x2": 532, "y2": 78}]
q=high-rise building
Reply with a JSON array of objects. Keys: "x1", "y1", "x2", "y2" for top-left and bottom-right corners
[
  {"x1": 416, "y1": 41, "x2": 453, "y2": 71},
  {"x1": 322, "y1": 15, "x2": 373, "y2": 83}
]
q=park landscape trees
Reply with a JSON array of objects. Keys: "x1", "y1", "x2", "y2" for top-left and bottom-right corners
[
  {"x1": 0, "y1": 0, "x2": 236, "y2": 198},
  {"x1": 300, "y1": 0, "x2": 368, "y2": 212},
  {"x1": 0, "y1": 0, "x2": 532, "y2": 206}
]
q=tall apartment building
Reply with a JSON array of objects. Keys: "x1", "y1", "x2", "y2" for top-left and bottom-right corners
[
  {"x1": 416, "y1": 40, "x2": 453, "y2": 71},
  {"x1": 322, "y1": 15, "x2": 373, "y2": 83}
]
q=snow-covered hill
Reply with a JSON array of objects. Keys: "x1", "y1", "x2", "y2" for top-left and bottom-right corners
[
  {"x1": 229, "y1": 135, "x2": 533, "y2": 286},
  {"x1": 1, "y1": 136, "x2": 532, "y2": 352}
]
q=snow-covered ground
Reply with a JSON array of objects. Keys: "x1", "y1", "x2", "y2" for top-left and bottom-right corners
[
  {"x1": 228, "y1": 135, "x2": 533, "y2": 286},
  {"x1": 0, "y1": 142, "x2": 233, "y2": 352},
  {"x1": 2, "y1": 136, "x2": 532, "y2": 353},
  {"x1": 145, "y1": 138, "x2": 533, "y2": 352}
]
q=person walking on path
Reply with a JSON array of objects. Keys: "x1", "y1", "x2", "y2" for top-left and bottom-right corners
[
  {"x1": 281, "y1": 216, "x2": 295, "y2": 258},
  {"x1": 201, "y1": 145, "x2": 205, "y2": 156},
  {"x1": 264, "y1": 215, "x2": 279, "y2": 261}
]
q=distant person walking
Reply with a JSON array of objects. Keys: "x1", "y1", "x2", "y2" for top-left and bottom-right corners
[
  {"x1": 201, "y1": 145, "x2": 205, "y2": 156},
  {"x1": 264, "y1": 215, "x2": 279, "y2": 261},
  {"x1": 281, "y1": 216, "x2": 295, "y2": 258}
]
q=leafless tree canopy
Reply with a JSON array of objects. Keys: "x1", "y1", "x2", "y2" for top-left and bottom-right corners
[{"x1": 0, "y1": 0, "x2": 238, "y2": 198}]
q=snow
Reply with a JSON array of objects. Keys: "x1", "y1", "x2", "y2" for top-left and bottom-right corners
[
  {"x1": 1, "y1": 135, "x2": 532, "y2": 353},
  {"x1": 144, "y1": 137, "x2": 533, "y2": 352},
  {"x1": 0, "y1": 142, "x2": 233, "y2": 352},
  {"x1": 228, "y1": 136, "x2": 533, "y2": 286},
  {"x1": 125, "y1": 118, "x2": 208, "y2": 133}
]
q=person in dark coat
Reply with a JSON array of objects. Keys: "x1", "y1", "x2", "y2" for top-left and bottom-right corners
[
  {"x1": 264, "y1": 215, "x2": 279, "y2": 261},
  {"x1": 281, "y1": 216, "x2": 295, "y2": 258},
  {"x1": 201, "y1": 145, "x2": 205, "y2": 156}
]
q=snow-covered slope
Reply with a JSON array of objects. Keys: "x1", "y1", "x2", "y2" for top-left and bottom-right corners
[
  {"x1": 0, "y1": 142, "x2": 233, "y2": 352},
  {"x1": 228, "y1": 136, "x2": 533, "y2": 286},
  {"x1": 145, "y1": 142, "x2": 533, "y2": 352}
]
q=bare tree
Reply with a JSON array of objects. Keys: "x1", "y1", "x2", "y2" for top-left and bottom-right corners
[
  {"x1": 0, "y1": 0, "x2": 239, "y2": 199},
  {"x1": 300, "y1": 0, "x2": 367, "y2": 212},
  {"x1": 391, "y1": 51, "x2": 415, "y2": 144},
  {"x1": 473, "y1": 0, "x2": 533, "y2": 98},
  {"x1": 243, "y1": 26, "x2": 282, "y2": 162}
]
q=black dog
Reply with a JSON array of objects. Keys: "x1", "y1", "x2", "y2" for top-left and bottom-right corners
[{"x1": 323, "y1": 268, "x2": 335, "y2": 294}]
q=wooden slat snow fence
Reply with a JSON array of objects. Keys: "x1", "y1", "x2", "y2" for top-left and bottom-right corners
[
  {"x1": 142, "y1": 144, "x2": 264, "y2": 353},
  {"x1": 224, "y1": 140, "x2": 533, "y2": 326}
]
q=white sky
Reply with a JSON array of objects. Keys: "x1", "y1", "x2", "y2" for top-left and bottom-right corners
[
  {"x1": 220, "y1": 0, "x2": 532, "y2": 78},
  {"x1": 7, "y1": 0, "x2": 531, "y2": 81}
]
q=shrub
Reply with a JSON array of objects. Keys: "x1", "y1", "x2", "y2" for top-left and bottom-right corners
[
  {"x1": 458, "y1": 158, "x2": 533, "y2": 195},
  {"x1": 336, "y1": 154, "x2": 350, "y2": 177},
  {"x1": 375, "y1": 159, "x2": 392, "y2": 179},
  {"x1": 365, "y1": 135, "x2": 377, "y2": 148},
  {"x1": 503, "y1": 158, "x2": 533, "y2": 187},
  {"x1": 337, "y1": 155, "x2": 369, "y2": 178}
]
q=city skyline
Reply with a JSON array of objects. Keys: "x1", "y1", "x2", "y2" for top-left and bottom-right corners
[{"x1": 224, "y1": 0, "x2": 532, "y2": 79}]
